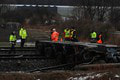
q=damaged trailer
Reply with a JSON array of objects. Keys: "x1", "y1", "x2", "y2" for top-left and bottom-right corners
[{"x1": 36, "y1": 41, "x2": 120, "y2": 65}]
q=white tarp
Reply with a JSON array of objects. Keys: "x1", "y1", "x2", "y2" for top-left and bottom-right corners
[{"x1": 16, "y1": 39, "x2": 21, "y2": 43}]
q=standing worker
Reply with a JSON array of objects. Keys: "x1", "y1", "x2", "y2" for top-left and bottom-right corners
[
  {"x1": 9, "y1": 31, "x2": 16, "y2": 54},
  {"x1": 19, "y1": 26, "x2": 27, "y2": 48},
  {"x1": 90, "y1": 31, "x2": 97, "y2": 43},
  {"x1": 51, "y1": 28, "x2": 59, "y2": 42},
  {"x1": 71, "y1": 28, "x2": 78, "y2": 42},
  {"x1": 64, "y1": 28, "x2": 70, "y2": 41}
]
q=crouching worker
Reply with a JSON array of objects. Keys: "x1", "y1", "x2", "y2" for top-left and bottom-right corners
[
  {"x1": 90, "y1": 31, "x2": 97, "y2": 43},
  {"x1": 97, "y1": 33, "x2": 103, "y2": 44},
  {"x1": 9, "y1": 31, "x2": 16, "y2": 54},
  {"x1": 51, "y1": 28, "x2": 59, "y2": 42}
]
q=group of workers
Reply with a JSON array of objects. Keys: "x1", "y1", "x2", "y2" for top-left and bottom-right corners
[
  {"x1": 9, "y1": 26, "x2": 27, "y2": 53},
  {"x1": 51, "y1": 27, "x2": 78, "y2": 42},
  {"x1": 51, "y1": 28, "x2": 103, "y2": 44},
  {"x1": 64, "y1": 28, "x2": 78, "y2": 42},
  {"x1": 8, "y1": 25, "x2": 103, "y2": 54}
]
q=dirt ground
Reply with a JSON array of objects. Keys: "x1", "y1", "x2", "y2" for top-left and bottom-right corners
[
  {"x1": 0, "y1": 69, "x2": 120, "y2": 80},
  {"x1": 0, "y1": 63, "x2": 120, "y2": 80}
]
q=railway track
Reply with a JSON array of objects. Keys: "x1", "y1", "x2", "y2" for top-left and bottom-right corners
[
  {"x1": 0, "y1": 47, "x2": 36, "y2": 51},
  {"x1": 29, "y1": 61, "x2": 120, "y2": 72},
  {"x1": 0, "y1": 55, "x2": 51, "y2": 59},
  {"x1": 0, "y1": 47, "x2": 55, "y2": 60},
  {"x1": 0, "y1": 46, "x2": 60, "y2": 71},
  {"x1": 0, "y1": 47, "x2": 38, "y2": 55}
]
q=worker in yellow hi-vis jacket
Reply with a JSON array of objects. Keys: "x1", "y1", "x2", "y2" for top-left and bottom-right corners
[
  {"x1": 19, "y1": 26, "x2": 27, "y2": 48},
  {"x1": 9, "y1": 31, "x2": 16, "y2": 54}
]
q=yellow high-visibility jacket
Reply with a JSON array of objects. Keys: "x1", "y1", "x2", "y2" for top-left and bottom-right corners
[
  {"x1": 91, "y1": 32, "x2": 97, "y2": 38},
  {"x1": 19, "y1": 28, "x2": 27, "y2": 39},
  {"x1": 65, "y1": 29, "x2": 70, "y2": 38},
  {"x1": 9, "y1": 35, "x2": 16, "y2": 42}
]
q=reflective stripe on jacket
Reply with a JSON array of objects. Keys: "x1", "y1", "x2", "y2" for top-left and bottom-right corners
[{"x1": 9, "y1": 35, "x2": 16, "y2": 42}]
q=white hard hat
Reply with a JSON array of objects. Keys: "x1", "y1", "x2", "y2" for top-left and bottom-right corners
[{"x1": 52, "y1": 28, "x2": 56, "y2": 31}]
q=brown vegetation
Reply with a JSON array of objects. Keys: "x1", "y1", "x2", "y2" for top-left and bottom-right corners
[{"x1": 27, "y1": 19, "x2": 117, "y2": 44}]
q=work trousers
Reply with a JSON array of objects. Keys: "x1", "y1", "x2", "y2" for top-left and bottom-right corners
[
  {"x1": 90, "y1": 38, "x2": 97, "y2": 43},
  {"x1": 9, "y1": 42, "x2": 16, "y2": 54},
  {"x1": 71, "y1": 38, "x2": 78, "y2": 42},
  {"x1": 21, "y1": 39, "x2": 26, "y2": 48},
  {"x1": 65, "y1": 38, "x2": 70, "y2": 41}
]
